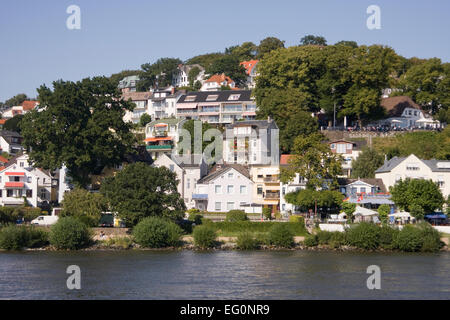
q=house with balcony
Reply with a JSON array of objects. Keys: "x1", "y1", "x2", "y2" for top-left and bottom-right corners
[
  {"x1": 200, "y1": 73, "x2": 236, "y2": 91},
  {"x1": 279, "y1": 155, "x2": 307, "y2": 215},
  {"x1": 375, "y1": 154, "x2": 450, "y2": 198},
  {"x1": 144, "y1": 118, "x2": 186, "y2": 160},
  {"x1": 153, "y1": 153, "x2": 208, "y2": 208},
  {"x1": 329, "y1": 139, "x2": 365, "y2": 177},
  {"x1": 0, "y1": 154, "x2": 54, "y2": 207},
  {"x1": 0, "y1": 130, "x2": 24, "y2": 155},
  {"x1": 248, "y1": 164, "x2": 281, "y2": 214},
  {"x1": 172, "y1": 64, "x2": 206, "y2": 88},
  {"x1": 148, "y1": 88, "x2": 182, "y2": 120},
  {"x1": 192, "y1": 164, "x2": 253, "y2": 212},
  {"x1": 223, "y1": 119, "x2": 279, "y2": 166},
  {"x1": 176, "y1": 90, "x2": 257, "y2": 124},
  {"x1": 122, "y1": 91, "x2": 151, "y2": 124}
]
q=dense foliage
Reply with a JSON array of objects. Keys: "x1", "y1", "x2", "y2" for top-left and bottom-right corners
[
  {"x1": 61, "y1": 188, "x2": 107, "y2": 226},
  {"x1": 236, "y1": 232, "x2": 259, "y2": 250},
  {"x1": 0, "y1": 225, "x2": 48, "y2": 250},
  {"x1": 49, "y1": 217, "x2": 91, "y2": 250},
  {"x1": 132, "y1": 217, "x2": 182, "y2": 248},
  {"x1": 284, "y1": 189, "x2": 344, "y2": 213},
  {"x1": 268, "y1": 223, "x2": 294, "y2": 248},
  {"x1": 225, "y1": 210, "x2": 248, "y2": 222},
  {"x1": 193, "y1": 225, "x2": 217, "y2": 249},
  {"x1": 100, "y1": 163, "x2": 186, "y2": 226},
  {"x1": 351, "y1": 148, "x2": 385, "y2": 178}
]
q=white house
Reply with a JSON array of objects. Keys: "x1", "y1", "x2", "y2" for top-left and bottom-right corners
[
  {"x1": 329, "y1": 140, "x2": 365, "y2": 177},
  {"x1": 153, "y1": 153, "x2": 208, "y2": 208},
  {"x1": 176, "y1": 90, "x2": 257, "y2": 124},
  {"x1": 0, "y1": 154, "x2": 54, "y2": 207},
  {"x1": 338, "y1": 178, "x2": 387, "y2": 196},
  {"x1": 192, "y1": 164, "x2": 253, "y2": 212},
  {"x1": 118, "y1": 75, "x2": 140, "y2": 93},
  {"x1": 375, "y1": 154, "x2": 450, "y2": 198},
  {"x1": 240, "y1": 60, "x2": 259, "y2": 89},
  {"x1": 279, "y1": 155, "x2": 306, "y2": 215},
  {"x1": 379, "y1": 96, "x2": 440, "y2": 129},
  {"x1": 223, "y1": 119, "x2": 279, "y2": 166},
  {"x1": 0, "y1": 131, "x2": 23, "y2": 155},
  {"x1": 148, "y1": 88, "x2": 182, "y2": 120},
  {"x1": 121, "y1": 91, "x2": 151, "y2": 124},
  {"x1": 200, "y1": 74, "x2": 236, "y2": 91},
  {"x1": 172, "y1": 64, "x2": 206, "y2": 88}
]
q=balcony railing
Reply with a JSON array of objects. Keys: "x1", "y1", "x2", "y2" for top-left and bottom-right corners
[
  {"x1": 146, "y1": 145, "x2": 173, "y2": 150},
  {"x1": 263, "y1": 177, "x2": 279, "y2": 182},
  {"x1": 265, "y1": 193, "x2": 280, "y2": 199}
]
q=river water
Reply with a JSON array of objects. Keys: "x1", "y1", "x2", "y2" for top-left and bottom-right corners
[{"x1": 0, "y1": 250, "x2": 449, "y2": 299}]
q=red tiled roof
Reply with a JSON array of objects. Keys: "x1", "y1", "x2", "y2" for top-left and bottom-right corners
[
  {"x1": 0, "y1": 156, "x2": 8, "y2": 163},
  {"x1": 21, "y1": 100, "x2": 39, "y2": 111},
  {"x1": 240, "y1": 60, "x2": 259, "y2": 75},
  {"x1": 205, "y1": 73, "x2": 234, "y2": 85},
  {"x1": 5, "y1": 172, "x2": 25, "y2": 176},
  {"x1": 280, "y1": 154, "x2": 294, "y2": 165},
  {"x1": 0, "y1": 119, "x2": 7, "y2": 125}
]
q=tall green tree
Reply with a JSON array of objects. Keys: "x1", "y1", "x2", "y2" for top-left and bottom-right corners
[
  {"x1": 3, "y1": 115, "x2": 24, "y2": 133},
  {"x1": 137, "y1": 57, "x2": 182, "y2": 91},
  {"x1": 61, "y1": 188, "x2": 107, "y2": 222},
  {"x1": 226, "y1": 41, "x2": 258, "y2": 61},
  {"x1": 4, "y1": 93, "x2": 28, "y2": 107},
  {"x1": 351, "y1": 147, "x2": 384, "y2": 178},
  {"x1": 100, "y1": 163, "x2": 186, "y2": 226},
  {"x1": 390, "y1": 178, "x2": 445, "y2": 219},
  {"x1": 109, "y1": 70, "x2": 140, "y2": 86},
  {"x1": 281, "y1": 133, "x2": 342, "y2": 189},
  {"x1": 20, "y1": 77, "x2": 136, "y2": 187},
  {"x1": 280, "y1": 111, "x2": 318, "y2": 153},
  {"x1": 300, "y1": 34, "x2": 327, "y2": 46},
  {"x1": 257, "y1": 37, "x2": 285, "y2": 58}
]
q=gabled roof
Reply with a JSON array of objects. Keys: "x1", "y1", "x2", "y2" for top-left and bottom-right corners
[
  {"x1": 381, "y1": 96, "x2": 422, "y2": 117},
  {"x1": 204, "y1": 73, "x2": 234, "y2": 85},
  {"x1": 338, "y1": 178, "x2": 387, "y2": 193},
  {"x1": 280, "y1": 154, "x2": 294, "y2": 166},
  {"x1": 21, "y1": 100, "x2": 39, "y2": 111},
  {"x1": 198, "y1": 164, "x2": 250, "y2": 184},
  {"x1": 375, "y1": 154, "x2": 450, "y2": 173},
  {"x1": 240, "y1": 60, "x2": 259, "y2": 75}
]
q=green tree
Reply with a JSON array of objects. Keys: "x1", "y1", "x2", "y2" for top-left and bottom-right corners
[
  {"x1": 300, "y1": 34, "x2": 327, "y2": 46},
  {"x1": 4, "y1": 93, "x2": 28, "y2": 107},
  {"x1": 257, "y1": 37, "x2": 285, "y2": 58},
  {"x1": 19, "y1": 77, "x2": 136, "y2": 187},
  {"x1": 109, "y1": 70, "x2": 140, "y2": 86},
  {"x1": 139, "y1": 113, "x2": 152, "y2": 127},
  {"x1": 390, "y1": 178, "x2": 445, "y2": 219},
  {"x1": 186, "y1": 52, "x2": 224, "y2": 69},
  {"x1": 281, "y1": 133, "x2": 342, "y2": 190},
  {"x1": 334, "y1": 40, "x2": 358, "y2": 48},
  {"x1": 3, "y1": 115, "x2": 24, "y2": 133},
  {"x1": 285, "y1": 189, "x2": 343, "y2": 213},
  {"x1": 182, "y1": 119, "x2": 215, "y2": 153},
  {"x1": 377, "y1": 204, "x2": 390, "y2": 223},
  {"x1": 280, "y1": 111, "x2": 318, "y2": 153},
  {"x1": 227, "y1": 41, "x2": 258, "y2": 61},
  {"x1": 351, "y1": 147, "x2": 384, "y2": 178},
  {"x1": 137, "y1": 57, "x2": 182, "y2": 91},
  {"x1": 188, "y1": 66, "x2": 202, "y2": 87},
  {"x1": 61, "y1": 188, "x2": 107, "y2": 223},
  {"x1": 100, "y1": 163, "x2": 185, "y2": 226},
  {"x1": 205, "y1": 55, "x2": 247, "y2": 86}
]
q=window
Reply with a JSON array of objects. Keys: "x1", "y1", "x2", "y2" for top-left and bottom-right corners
[
  {"x1": 228, "y1": 172, "x2": 233, "y2": 179},
  {"x1": 26, "y1": 189, "x2": 32, "y2": 198},
  {"x1": 240, "y1": 185, "x2": 247, "y2": 194},
  {"x1": 185, "y1": 95, "x2": 196, "y2": 102},
  {"x1": 227, "y1": 202, "x2": 234, "y2": 210},
  {"x1": 337, "y1": 144, "x2": 346, "y2": 153},
  {"x1": 331, "y1": 144, "x2": 335, "y2": 149},
  {"x1": 7, "y1": 189, "x2": 13, "y2": 197},
  {"x1": 438, "y1": 176, "x2": 444, "y2": 188},
  {"x1": 40, "y1": 189, "x2": 46, "y2": 199},
  {"x1": 206, "y1": 95, "x2": 218, "y2": 101},
  {"x1": 20, "y1": 162, "x2": 24, "y2": 167},
  {"x1": 406, "y1": 163, "x2": 419, "y2": 171},
  {"x1": 360, "y1": 187, "x2": 366, "y2": 194},
  {"x1": 187, "y1": 179, "x2": 191, "y2": 189},
  {"x1": 257, "y1": 185, "x2": 263, "y2": 195},
  {"x1": 215, "y1": 202, "x2": 221, "y2": 211},
  {"x1": 227, "y1": 185, "x2": 234, "y2": 194},
  {"x1": 228, "y1": 94, "x2": 240, "y2": 101},
  {"x1": 0, "y1": 190, "x2": 2, "y2": 197},
  {"x1": 215, "y1": 185, "x2": 222, "y2": 194}
]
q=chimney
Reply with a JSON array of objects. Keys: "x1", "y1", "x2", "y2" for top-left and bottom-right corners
[
  {"x1": 268, "y1": 116, "x2": 271, "y2": 122},
  {"x1": 171, "y1": 87, "x2": 175, "y2": 95}
]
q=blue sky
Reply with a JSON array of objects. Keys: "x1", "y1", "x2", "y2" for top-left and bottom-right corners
[{"x1": 0, "y1": 0, "x2": 449, "y2": 101}]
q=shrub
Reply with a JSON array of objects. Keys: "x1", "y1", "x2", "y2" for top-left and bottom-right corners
[
  {"x1": 345, "y1": 222, "x2": 380, "y2": 250},
  {"x1": 187, "y1": 209, "x2": 203, "y2": 225},
  {"x1": 274, "y1": 211, "x2": 282, "y2": 220},
  {"x1": 395, "y1": 225, "x2": 424, "y2": 252},
  {"x1": 104, "y1": 237, "x2": 133, "y2": 249},
  {"x1": 303, "y1": 234, "x2": 318, "y2": 247},
  {"x1": 289, "y1": 215, "x2": 305, "y2": 225},
  {"x1": 193, "y1": 225, "x2": 217, "y2": 249},
  {"x1": 225, "y1": 210, "x2": 248, "y2": 222},
  {"x1": 378, "y1": 225, "x2": 399, "y2": 250},
  {"x1": 236, "y1": 232, "x2": 259, "y2": 250},
  {"x1": 133, "y1": 217, "x2": 182, "y2": 248},
  {"x1": 201, "y1": 221, "x2": 307, "y2": 236},
  {"x1": 263, "y1": 208, "x2": 272, "y2": 220},
  {"x1": 268, "y1": 223, "x2": 294, "y2": 248},
  {"x1": 0, "y1": 225, "x2": 49, "y2": 250},
  {"x1": 316, "y1": 230, "x2": 333, "y2": 245},
  {"x1": 75, "y1": 215, "x2": 99, "y2": 227},
  {"x1": 377, "y1": 204, "x2": 390, "y2": 223},
  {"x1": 328, "y1": 232, "x2": 346, "y2": 248},
  {"x1": 177, "y1": 219, "x2": 193, "y2": 234},
  {"x1": 0, "y1": 207, "x2": 17, "y2": 225},
  {"x1": 49, "y1": 217, "x2": 91, "y2": 250}
]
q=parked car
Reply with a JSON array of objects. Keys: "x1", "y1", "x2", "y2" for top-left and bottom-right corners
[{"x1": 31, "y1": 215, "x2": 59, "y2": 226}]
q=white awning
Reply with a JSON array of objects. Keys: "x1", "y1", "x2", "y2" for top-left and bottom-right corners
[{"x1": 177, "y1": 103, "x2": 198, "y2": 109}]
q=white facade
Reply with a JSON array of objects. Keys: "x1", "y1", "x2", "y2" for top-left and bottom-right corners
[
  {"x1": 153, "y1": 154, "x2": 208, "y2": 209},
  {"x1": 58, "y1": 165, "x2": 73, "y2": 204},
  {"x1": 121, "y1": 92, "x2": 151, "y2": 124},
  {"x1": 329, "y1": 140, "x2": 363, "y2": 177},
  {"x1": 375, "y1": 154, "x2": 450, "y2": 198},
  {"x1": 193, "y1": 166, "x2": 253, "y2": 212},
  {"x1": 0, "y1": 154, "x2": 53, "y2": 207},
  {"x1": 148, "y1": 89, "x2": 181, "y2": 120},
  {"x1": 280, "y1": 173, "x2": 306, "y2": 214},
  {"x1": 144, "y1": 119, "x2": 186, "y2": 160},
  {"x1": 172, "y1": 64, "x2": 205, "y2": 88}
]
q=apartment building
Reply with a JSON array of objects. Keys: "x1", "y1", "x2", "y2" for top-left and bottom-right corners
[
  {"x1": 144, "y1": 118, "x2": 186, "y2": 160},
  {"x1": 329, "y1": 139, "x2": 365, "y2": 177},
  {"x1": 176, "y1": 90, "x2": 256, "y2": 124},
  {"x1": 122, "y1": 92, "x2": 151, "y2": 124},
  {"x1": 148, "y1": 88, "x2": 182, "y2": 120}
]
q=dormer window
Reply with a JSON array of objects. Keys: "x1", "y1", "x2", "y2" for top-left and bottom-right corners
[
  {"x1": 185, "y1": 95, "x2": 196, "y2": 102},
  {"x1": 228, "y1": 94, "x2": 240, "y2": 101},
  {"x1": 206, "y1": 95, "x2": 218, "y2": 101}
]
